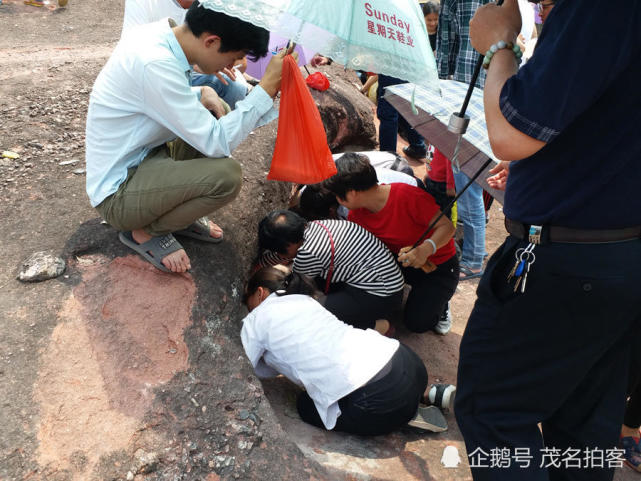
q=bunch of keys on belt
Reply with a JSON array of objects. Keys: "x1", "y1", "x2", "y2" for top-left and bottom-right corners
[
  {"x1": 507, "y1": 225, "x2": 542, "y2": 294},
  {"x1": 507, "y1": 245, "x2": 536, "y2": 293}
]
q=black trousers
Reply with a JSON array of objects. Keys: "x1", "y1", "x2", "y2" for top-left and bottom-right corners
[
  {"x1": 455, "y1": 236, "x2": 641, "y2": 481},
  {"x1": 624, "y1": 335, "x2": 641, "y2": 428},
  {"x1": 624, "y1": 373, "x2": 641, "y2": 429},
  {"x1": 402, "y1": 255, "x2": 459, "y2": 333},
  {"x1": 321, "y1": 282, "x2": 403, "y2": 330},
  {"x1": 297, "y1": 344, "x2": 428, "y2": 436},
  {"x1": 424, "y1": 178, "x2": 455, "y2": 220}
]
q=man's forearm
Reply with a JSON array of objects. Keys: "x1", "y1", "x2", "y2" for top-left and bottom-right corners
[{"x1": 484, "y1": 50, "x2": 545, "y2": 161}]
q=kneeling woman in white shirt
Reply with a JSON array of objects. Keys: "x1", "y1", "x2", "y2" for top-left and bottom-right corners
[{"x1": 240, "y1": 267, "x2": 447, "y2": 435}]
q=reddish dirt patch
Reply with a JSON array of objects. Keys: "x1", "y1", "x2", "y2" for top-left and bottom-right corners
[
  {"x1": 73, "y1": 255, "x2": 195, "y2": 417},
  {"x1": 34, "y1": 254, "x2": 196, "y2": 476}
]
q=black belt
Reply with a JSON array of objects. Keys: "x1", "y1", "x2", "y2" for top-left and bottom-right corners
[{"x1": 505, "y1": 218, "x2": 641, "y2": 244}]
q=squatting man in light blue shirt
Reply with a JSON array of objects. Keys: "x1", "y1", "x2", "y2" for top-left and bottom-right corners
[{"x1": 85, "y1": 0, "x2": 291, "y2": 273}]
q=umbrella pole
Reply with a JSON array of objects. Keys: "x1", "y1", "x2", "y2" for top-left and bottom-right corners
[
  {"x1": 285, "y1": 40, "x2": 296, "y2": 56},
  {"x1": 451, "y1": 0, "x2": 505, "y2": 122},
  {"x1": 411, "y1": 157, "x2": 493, "y2": 250},
  {"x1": 447, "y1": 0, "x2": 504, "y2": 173},
  {"x1": 459, "y1": 57, "x2": 484, "y2": 116},
  {"x1": 286, "y1": 39, "x2": 311, "y2": 76},
  {"x1": 408, "y1": 0, "x2": 505, "y2": 267}
]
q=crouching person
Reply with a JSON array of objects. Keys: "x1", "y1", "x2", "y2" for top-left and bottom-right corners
[
  {"x1": 323, "y1": 153, "x2": 459, "y2": 335},
  {"x1": 86, "y1": 1, "x2": 288, "y2": 273},
  {"x1": 240, "y1": 267, "x2": 448, "y2": 435},
  {"x1": 257, "y1": 210, "x2": 405, "y2": 334}
]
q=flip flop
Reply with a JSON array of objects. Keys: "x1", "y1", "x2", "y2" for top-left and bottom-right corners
[
  {"x1": 118, "y1": 231, "x2": 184, "y2": 272},
  {"x1": 407, "y1": 405, "x2": 448, "y2": 433},
  {"x1": 459, "y1": 265, "x2": 484, "y2": 281},
  {"x1": 174, "y1": 217, "x2": 223, "y2": 244}
]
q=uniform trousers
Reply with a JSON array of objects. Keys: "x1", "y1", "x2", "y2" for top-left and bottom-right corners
[{"x1": 456, "y1": 235, "x2": 641, "y2": 481}]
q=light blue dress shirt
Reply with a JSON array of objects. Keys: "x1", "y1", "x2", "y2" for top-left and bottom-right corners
[{"x1": 85, "y1": 19, "x2": 277, "y2": 207}]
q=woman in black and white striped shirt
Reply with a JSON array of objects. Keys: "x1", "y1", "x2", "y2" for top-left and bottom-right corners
[{"x1": 258, "y1": 210, "x2": 404, "y2": 333}]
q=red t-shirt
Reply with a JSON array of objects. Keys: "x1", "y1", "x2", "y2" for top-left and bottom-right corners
[
  {"x1": 348, "y1": 183, "x2": 456, "y2": 265},
  {"x1": 427, "y1": 148, "x2": 455, "y2": 191}
]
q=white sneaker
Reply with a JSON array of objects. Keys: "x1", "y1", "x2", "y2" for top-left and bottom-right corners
[
  {"x1": 427, "y1": 384, "x2": 457, "y2": 412},
  {"x1": 407, "y1": 405, "x2": 448, "y2": 433},
  {"x1": 433, "y1": 305, "x2": 452, "y2": 335}
]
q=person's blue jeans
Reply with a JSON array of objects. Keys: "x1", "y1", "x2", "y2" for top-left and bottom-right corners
[
  {"x1": 190, "y1": 72, "x2": 248, "y2": 109},
  {"x1": 377, "y1": 75, "x2": 426, "y2": 154},
  {"x1": 454, "y1": 171, "x2": 486, "y2": 270}
]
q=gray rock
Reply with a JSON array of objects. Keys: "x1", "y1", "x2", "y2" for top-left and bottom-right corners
[
  {"x1": 133, "y1": 449, "x2": 159, "y2": 474},
  {"x1": 17, "y1": 251, "x2": 66, "y2": 282}
]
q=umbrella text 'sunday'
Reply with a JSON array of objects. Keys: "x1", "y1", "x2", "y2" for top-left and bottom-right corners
[
  {"x1": 199, "y1": 0, "x2": 439, "y2": 88},
  {"x1": 365, "y1": 3, "x2": 411, "y2": 34}
]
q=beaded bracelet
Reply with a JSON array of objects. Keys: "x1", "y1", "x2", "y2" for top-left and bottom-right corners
[{"x1": 482, "y1": 40, "x2": 523, "y2": 69}]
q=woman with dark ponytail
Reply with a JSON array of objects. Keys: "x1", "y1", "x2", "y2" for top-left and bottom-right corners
[
  {"x1": 240, "y1": 267, "x2": 453, "y2": 435},
  {"x1": 242, "y1": 266, "x2": 320, "y2": 308}
]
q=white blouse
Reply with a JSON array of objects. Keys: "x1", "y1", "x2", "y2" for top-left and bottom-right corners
[{"x1": 240, "y1": 294, "x2": 399, "y2": 429}]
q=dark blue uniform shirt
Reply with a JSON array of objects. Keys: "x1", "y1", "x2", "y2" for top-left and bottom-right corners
[{"x1": 501, "y1": 0, "x2": 641, "y2": 229}]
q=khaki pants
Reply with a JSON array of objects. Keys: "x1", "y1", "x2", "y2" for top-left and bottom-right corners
[{"x1": 96, "y1": 140, "x2": 241, "y2": 237}]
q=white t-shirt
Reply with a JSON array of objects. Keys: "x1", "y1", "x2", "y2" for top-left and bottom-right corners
[
  {"x1": 122, "y1": 0, "x2": 187, "y2": 34},
  {"x1": 375, "y1": 167, "x2": 417, "y2": 186},
  {"x1": 333, "y1": 151, "x2": 414, "y2": 174},
  {"x1": 240, "y1": 294, "x2": 399, "y2": 430},
  {"x1": 518, "y1": 0, "x2": 535, "y2": 42},
  {"x1": 332, "y1": 152, "x2": 417, "y2": 186}
]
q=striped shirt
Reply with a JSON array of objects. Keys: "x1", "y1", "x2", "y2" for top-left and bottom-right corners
[{"x1": 262, "y1": 220, "x2": 405, "y2": 297}]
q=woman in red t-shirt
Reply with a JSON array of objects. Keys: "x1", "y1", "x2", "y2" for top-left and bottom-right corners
[
  {"x1": 324, "y1": 153, "x2": 460, "y2": 335},
  {"x1": 424, "y1": 148, "x2": 456, "y2": 218}
]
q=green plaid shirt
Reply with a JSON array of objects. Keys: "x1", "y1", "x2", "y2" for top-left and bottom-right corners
[{"x1": 436, "y1": 0, "x2": 491, "y2": 89}]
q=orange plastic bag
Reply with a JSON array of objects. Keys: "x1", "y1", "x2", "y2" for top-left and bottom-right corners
[{"x1": 268, "y1": 55, "x2": 336, "y2": 184}]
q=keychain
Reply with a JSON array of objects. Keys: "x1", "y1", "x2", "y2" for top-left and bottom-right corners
[{"x1": 507, "y1": 225, "x2": 542, "y2": 294}]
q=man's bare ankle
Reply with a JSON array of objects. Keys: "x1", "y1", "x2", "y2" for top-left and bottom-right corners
[{"x1": 131, "y1": 229, "x2": 152, "y2": 244}]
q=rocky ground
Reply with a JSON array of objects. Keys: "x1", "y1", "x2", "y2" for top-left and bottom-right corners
[{"x1": 0, "y1": 1, "x2": 637, "y2": 480}]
